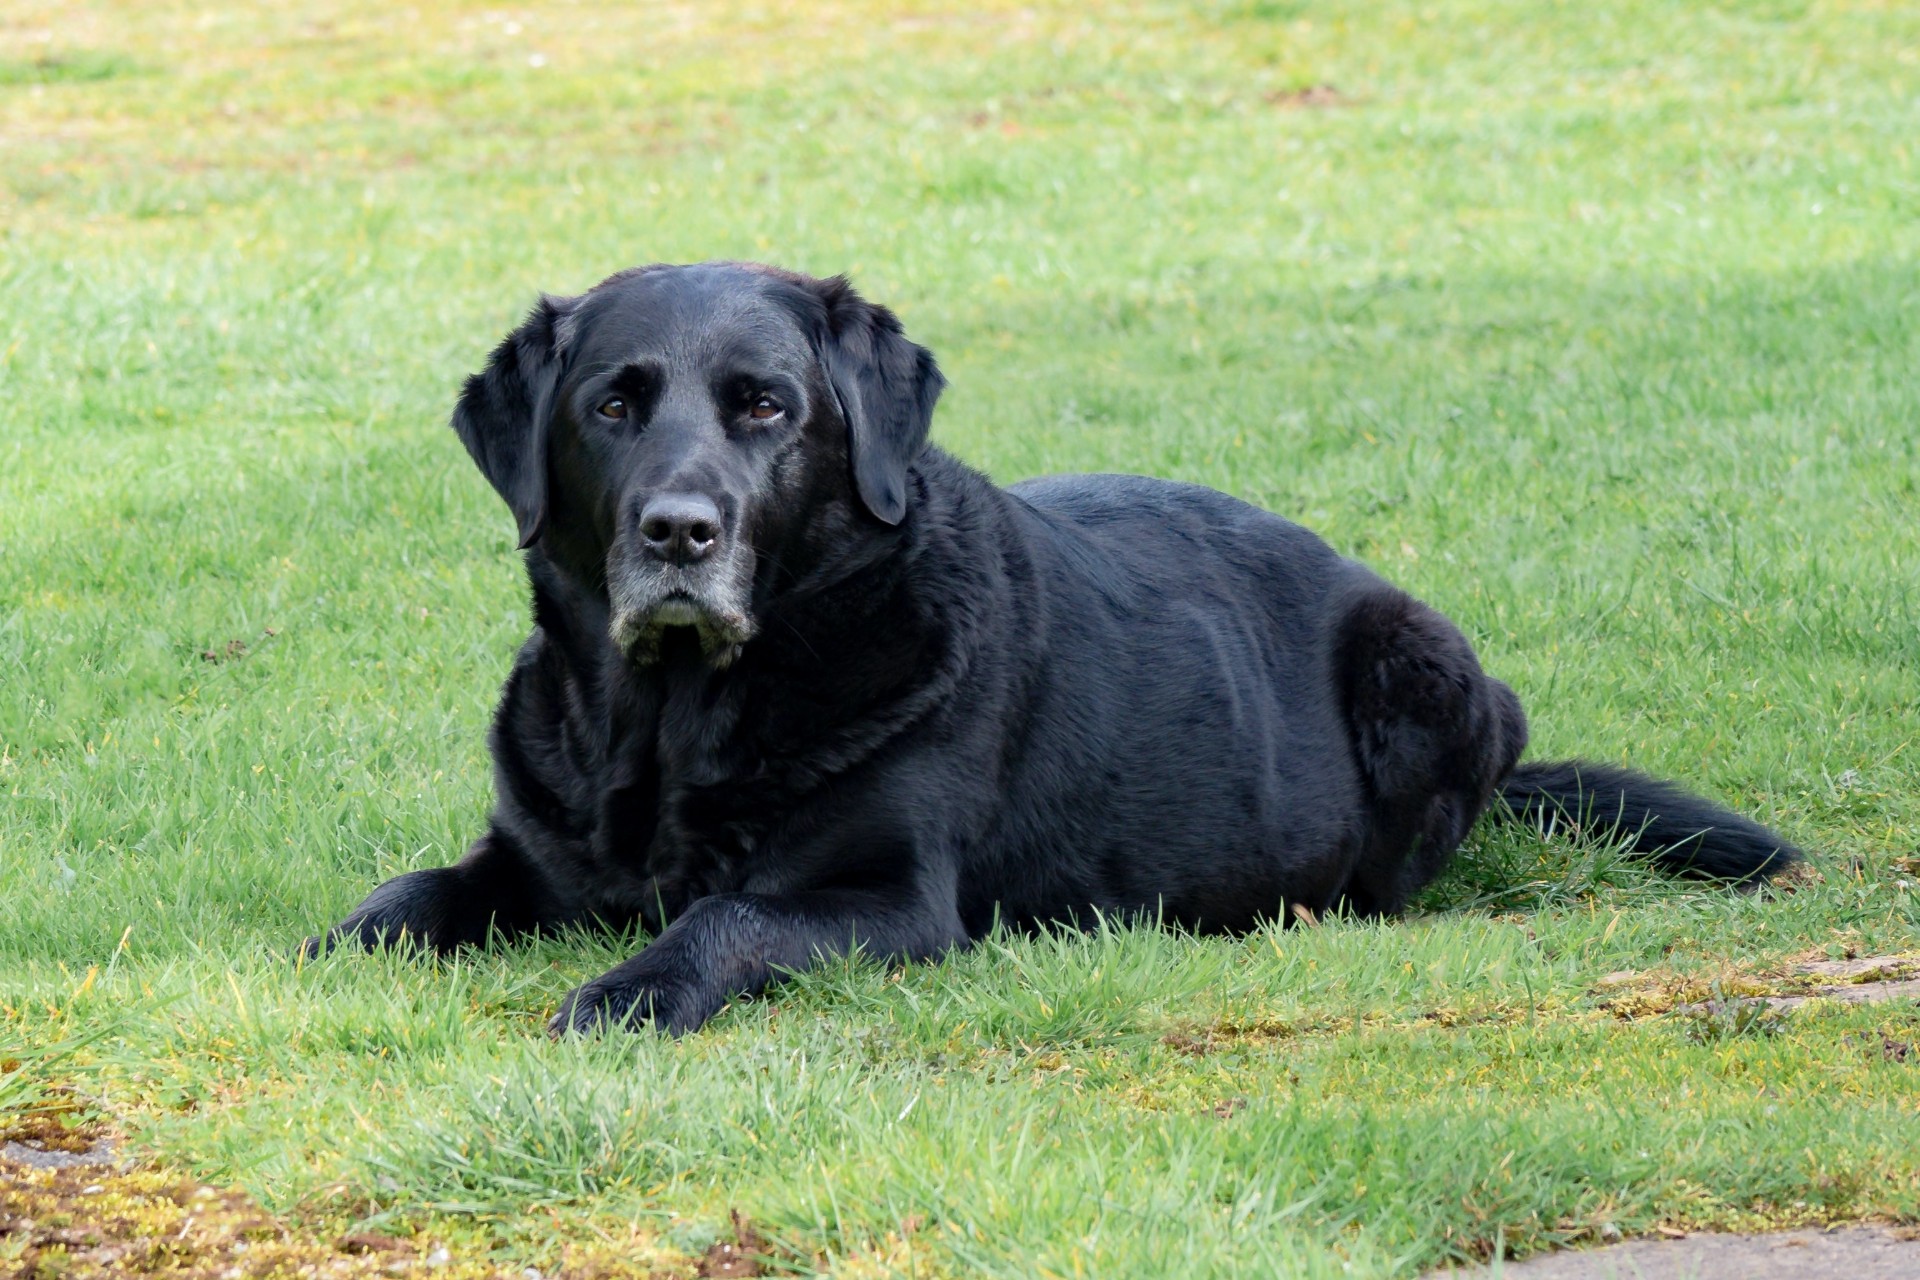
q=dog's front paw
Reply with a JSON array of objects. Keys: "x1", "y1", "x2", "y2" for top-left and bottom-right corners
[
  {"x1": 293, "y1": 920, "x2": 429, "y2": 966},
  {"x1": 547, "y1": 962, "x2": 722, "y2": 1037},
  {"x1": 299, "y1": 866, "x2": 469, "y2": 963}
]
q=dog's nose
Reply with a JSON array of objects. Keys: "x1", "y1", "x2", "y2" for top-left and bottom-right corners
[{"x1": 637, "y1": 493, "x2": 723, "y2": 565}]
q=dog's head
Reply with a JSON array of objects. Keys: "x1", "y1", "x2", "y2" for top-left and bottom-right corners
[{"x1": 450, "y1": 262, "x2": 944, "y2": 665}]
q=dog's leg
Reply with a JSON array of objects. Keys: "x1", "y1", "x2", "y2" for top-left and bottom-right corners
[
  {"x1": 300, "y1": 829, "x2": 566, "y2": 959},
  {"x1": 548, "y1": 887, "x2": 964, "y2": 1035}
]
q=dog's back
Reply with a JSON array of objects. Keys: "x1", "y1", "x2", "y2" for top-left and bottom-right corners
[{"x1": 968, "y1": 472, "x2": 1380, "y2": 929}]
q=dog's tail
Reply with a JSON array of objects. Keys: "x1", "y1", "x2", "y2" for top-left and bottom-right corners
[{"x1": 1495, "y1": 759, "x2": 1800, "y2": 883}]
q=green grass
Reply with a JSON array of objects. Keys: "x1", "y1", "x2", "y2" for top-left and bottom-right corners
[{"x1": 3, "y1": 0, "x2": 1918, "y2": 1275}]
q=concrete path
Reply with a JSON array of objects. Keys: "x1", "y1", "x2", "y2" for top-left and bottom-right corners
[{"x1": 1460, "y1": 1227, "x2": 1920, "y2": 1279}]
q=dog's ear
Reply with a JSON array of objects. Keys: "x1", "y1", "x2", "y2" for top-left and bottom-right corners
[
  {"x1": 450, "y1": 294, "x2": 576, "y2": 549},
  {"x1": 816, "y1": 278, "x2": 945, "y2": 526}
]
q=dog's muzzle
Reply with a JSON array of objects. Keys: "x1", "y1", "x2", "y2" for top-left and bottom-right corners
[{"x1": 607, "y1": 559, "x2": 756, "y2": 667}]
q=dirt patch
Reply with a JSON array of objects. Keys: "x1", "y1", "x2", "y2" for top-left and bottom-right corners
[
  {"x1": 1161, "y1": 1016, "x2": 1329, "y2": 1056},
  {"x1": 1678, "y1": 955, "x2": 1920, "y2": 1015},
  {"x1": 0, "y1": 1124, "x2": 698, "y2": 1279},
  {"x1": 0, "y1": 1148, "x2": 484, "y2": 1280},
  {"x1": 1265, "y1": 84, "x2": 1348, "y2": 109},
  {"x1": 1164, "y1": 1020, "x2": 1285, "y2": 1056},
  {"x1": 0, "y1": 1103, "x2": 98, "y2": 1156},
  {"x1": 695, "y1": 1211, "x2": 768, "y2": 1278},
  {"x1": 0, "y1": 1108, "x2": 790, "y2": 1279},
  {"x1": 1163, "y1": 1002, "x2": 1528, "y2": 1057},
  {"x1": 1164, "y1": 956, "x2": 1920, "y2": 1055},
  {"x1": 1592, "y1": 955, "x2": 1920, "y2": 1020},
  {"x1": 198, "y1": 627, "x2": 277, "y2": 664},
  {"x1": 335, "y1": 1231, "x2": 416, "y2": 1256},
  {"x1": 1858, "y1": 1032, "x2": 1912, "y2": 1063}
]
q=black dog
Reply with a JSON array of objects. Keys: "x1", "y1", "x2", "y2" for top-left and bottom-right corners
[{"x1": 307, "y1": 262, "x2": 1800, "y2": 1034}]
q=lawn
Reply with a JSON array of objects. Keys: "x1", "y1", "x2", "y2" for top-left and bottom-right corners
[{"x1": 2, "y1": 0, "x2": 1917, "y2": 1275}]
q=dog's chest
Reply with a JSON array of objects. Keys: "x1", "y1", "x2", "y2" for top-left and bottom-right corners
[
  {"x1": 593, "y1": 675, "x2": 810, "y2": 914},
  {"x1": 574, "y1": 614, "x2": 936, "y2": 919}
]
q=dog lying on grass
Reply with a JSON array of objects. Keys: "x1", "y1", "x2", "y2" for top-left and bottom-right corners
[{"x1": 304, "y1": 261, "x2": 1800, "y2": 1034}]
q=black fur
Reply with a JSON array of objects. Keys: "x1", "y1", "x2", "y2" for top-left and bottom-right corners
[
  {"x1": 305, "y1": 262, "x2": 1802, "y2": 1034},
  {"x1": 1499, "y1": 761, "x2": 1796, "y2": 881}
]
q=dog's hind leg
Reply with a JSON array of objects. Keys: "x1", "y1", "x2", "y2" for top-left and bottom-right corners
[{"x1": 1333, "y1": 588, "x2": 1528, "y2": 916}]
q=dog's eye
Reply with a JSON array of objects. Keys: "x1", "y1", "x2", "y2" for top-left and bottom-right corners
[
  {"x1": 596, "y1": 398, "x2": 626, "y2": 420},
  {"x1": 748, "y1": 395, "x2": 784, "y2": 422}
]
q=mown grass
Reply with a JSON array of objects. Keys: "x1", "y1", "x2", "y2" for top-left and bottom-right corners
[{"x1": 2, "y1": 0, "x2": 1917, "y2": 1275}]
